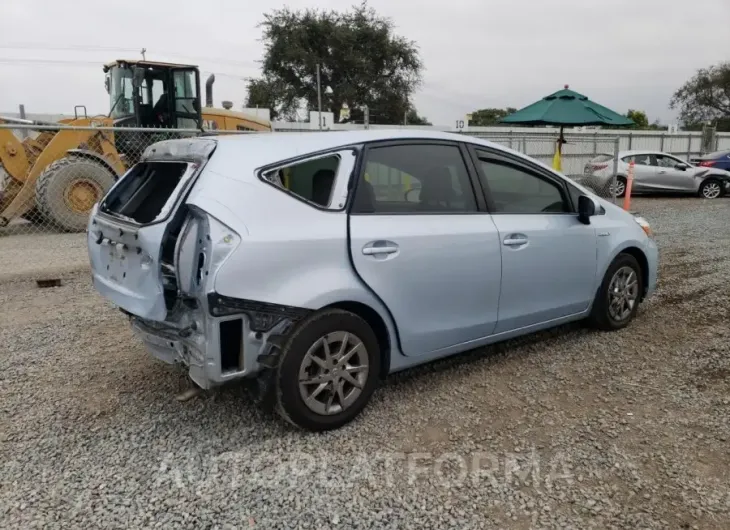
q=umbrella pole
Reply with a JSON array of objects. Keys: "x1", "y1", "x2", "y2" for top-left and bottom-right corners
[{"x1": 553, "y1": 126, "x2": 565, "y2": 171}]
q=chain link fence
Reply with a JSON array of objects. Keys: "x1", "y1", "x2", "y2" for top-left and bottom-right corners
[
  {"x1": 0, "y1": 124, "x2": 255, "y2": 237},
  {"x1": 468, "y1": 132, "x2": 621, "y2": 201},
  {"x1": 0, "y1": 124, "x2": 625, "y2": 241}
]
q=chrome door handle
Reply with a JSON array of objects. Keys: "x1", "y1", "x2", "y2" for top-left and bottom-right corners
[
  {"x1": 658, "y1": 170, "x2": 667, "y2": 174},
  {"x1": 503, "y1": 237, "x2": 528, "y2": 246},
  {"x1": 362, "y1": 245, "x2": 398, "y2": 255}
]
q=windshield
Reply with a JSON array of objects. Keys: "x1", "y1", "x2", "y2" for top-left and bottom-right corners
[{"x1": 109, "y1": 66, "x2": 134, "y2": 119}]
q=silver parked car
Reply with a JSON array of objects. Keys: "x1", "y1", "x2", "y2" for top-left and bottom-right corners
[
  {"x1": 580, "y1": 150, "x2": 730, "y2": 199},
  {"x1": 88, "y1": 130, "x2": 658, "y2": 431}
]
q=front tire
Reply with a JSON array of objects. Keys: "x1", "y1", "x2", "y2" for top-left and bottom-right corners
[
  {"x1": 274, "y1": 309, "x2": 381, "y2": 431},
  {"x1": 588, "y1": 253, "x2": 643, "y2": 331},
  {"x1": 698, "y1": 178, "x2": 723, "y2": 199}
]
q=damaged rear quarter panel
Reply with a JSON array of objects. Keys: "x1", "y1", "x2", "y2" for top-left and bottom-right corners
[{"x1": 187, "y1": 166, "x2": 397, "y2": 340}]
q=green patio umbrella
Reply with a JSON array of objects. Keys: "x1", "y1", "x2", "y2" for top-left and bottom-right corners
[{"x1": 500, "y1": 85, "x2": 633, "y2": 170}]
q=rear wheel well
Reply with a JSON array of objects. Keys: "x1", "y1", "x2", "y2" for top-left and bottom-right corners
[
  {"x1": 326, "y1": 301, "x2": 390, "y2": 378},
  {"x1": 619, "y1": 246, "x2": 649, "y2": 300}
]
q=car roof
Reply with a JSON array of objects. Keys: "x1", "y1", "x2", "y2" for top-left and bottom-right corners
[
  {"x1": 618, "y1": 150, "x2": 677, "y2": 157},
  {"x1": 210, "y1": 129, "x2": 532, "y2": 169}
]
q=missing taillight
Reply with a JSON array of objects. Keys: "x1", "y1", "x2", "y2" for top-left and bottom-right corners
[{"x1": 219, "y1": 319, "x2": 243, "y2": 372}]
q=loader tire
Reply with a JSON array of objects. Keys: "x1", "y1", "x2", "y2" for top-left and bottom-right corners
[{"x1": 35, "y1": 155, "x2": 116, "y2": 232}]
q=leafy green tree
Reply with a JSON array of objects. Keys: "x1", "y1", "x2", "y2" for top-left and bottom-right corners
[
  {"x1": 468, "y1": 108, "x2": 517, "y2": 126},
  {"x1": 670, "y1": 62, "x2": 730, "y2": 130},
  {"x1": 626, "y1": 109, "x2": 649, "y2": 129},
  {"x1": 245, "y1": 2, "x2": 423, "y2": 123},
  {"x1": 405, "y1": 108, "x2": 431, "y2": 125}
]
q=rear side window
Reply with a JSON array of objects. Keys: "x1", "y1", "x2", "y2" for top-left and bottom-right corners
[
  {"x1": 102, "y1": 161, "x2": 189, "y2": 224},
  {"x1": 262, "y1": 155, "x2": 341, "y2": 208},
  {"x1": 622, "y1": 154, "x2": 652, "y2": 166},
  {"x1": 352, "y1": 143, "x2": 477, "y2": 214}
]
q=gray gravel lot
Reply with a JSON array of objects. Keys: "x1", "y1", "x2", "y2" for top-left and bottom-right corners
[{"x1": 1, "y1": 197, "x2": 729, "y2": 529}]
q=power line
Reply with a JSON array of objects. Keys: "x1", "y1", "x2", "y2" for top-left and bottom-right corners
[
  {"x1": 0, "y1": 43, "x2": 260, "y2": 69},
  {"x1": 0, "y1": 57, "x2": 253, "y2": 80},
  {"x1": 0, "y1": 43, "x2": 137, "y2": 52}
]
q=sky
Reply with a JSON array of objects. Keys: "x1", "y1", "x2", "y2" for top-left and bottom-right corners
[{"x1": 1, "y1": 0, "x2": 728, "y2": 126}]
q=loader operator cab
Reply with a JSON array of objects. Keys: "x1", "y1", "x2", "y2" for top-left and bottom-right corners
[{"x1": 104, "y1": 60, "x2": 202, "y2": 130}]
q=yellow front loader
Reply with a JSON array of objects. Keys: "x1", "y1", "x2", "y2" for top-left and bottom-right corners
[{"x1": 0, "y1": 60, "x2": 271, "y2": 232}]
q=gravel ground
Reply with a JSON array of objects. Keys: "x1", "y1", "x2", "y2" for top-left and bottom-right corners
[
  {"x1": 0, "y1": 230, "x2": 87, "y2": 282},
  {"x1": 1, "y1": 197, "x2": 729, "y2": 529}
]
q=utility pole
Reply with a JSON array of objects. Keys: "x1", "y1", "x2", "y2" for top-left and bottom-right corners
[
  {"x1": 140, "y1": 48, "x2": 147, "y2": 60},
  {"x1": 316, "y1": 64, "x2": 322, "y2": 131},
  {"x1": 364, "y1": 105, "x2": 369, "y2": 129}
]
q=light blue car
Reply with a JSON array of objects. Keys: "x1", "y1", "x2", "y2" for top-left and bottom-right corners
[{"x1": 87, "y1": 130, "x2": 658, "y2": 431}]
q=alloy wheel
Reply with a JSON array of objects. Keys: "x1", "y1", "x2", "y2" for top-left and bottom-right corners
[
  {"x1": 612, "y1": 179, "x2": 626, "y2": 197},
  {"x1": 608, "y1": 266, "x2": 639, "y2": 322},
  {"x1": 298, "y1": 331, "x2": 369, "y2": 415},
  {"x1": 701, "y1": 182, "x2": 721, "y2": 199}
]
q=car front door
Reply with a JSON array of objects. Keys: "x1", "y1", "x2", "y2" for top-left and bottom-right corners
[
  {"x1": 654, "y1": 154, "x2": 696, "y2": 191},
  {"x1": 348, "y1": 141, "x2": 502, "y2": 356},
  {"x1": 469, "y1": 147, "x2": 598, "y2": 334}
]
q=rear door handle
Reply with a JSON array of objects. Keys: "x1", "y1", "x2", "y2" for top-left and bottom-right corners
[
  {"x1": 362, "y1": 242, "x2": 399, "y2": 255},
  {"x1": 503, "y1": 235, "x2": 528, "y2": 246}
]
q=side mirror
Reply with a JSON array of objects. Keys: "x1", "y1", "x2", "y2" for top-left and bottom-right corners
[
  {"x1": 674, "y1": 163, "x2": 688, "y2": 171},
  {"x1": 577, "y1": 195, "x2": 596, "y2": 224}
]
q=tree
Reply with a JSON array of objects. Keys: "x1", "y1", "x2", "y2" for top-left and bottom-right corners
[
  {"x1": 246, "y1": 2, "x2": 423, "y2": 123},
  {"x1": 244, "y1": 77, "x2": 294, "y2": 121},
  {"x1": 670, "y1": 62, "x2": 730, "y2": 130},
  {"x1": 468, "y1": 108, "x2": 517, "y2": 126},
  {"x1": 626, "y1": 109, "x2": 649, "y2": 129},
  {"x1": 405, "y1": 108, "x2": 431, "y2": 125}
]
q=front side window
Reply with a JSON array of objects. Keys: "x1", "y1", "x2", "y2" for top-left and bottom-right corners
[
  {"x1": 655, "y1": 154, "x2": 684, "y2": 168},
  {"x1": 352, "y1": 144, "x2": 477, "y2": 214},
  {"x1": 476, "y1": 155, "x2": 569, "y2": 214}
]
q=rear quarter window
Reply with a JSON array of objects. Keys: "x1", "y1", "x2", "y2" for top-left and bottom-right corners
[{"x1": 260, "y1": 153, "x2": 350, "y2": 210}]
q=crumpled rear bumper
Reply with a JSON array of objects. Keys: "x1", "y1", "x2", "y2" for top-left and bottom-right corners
[
  {"x1": 128, "y1": 305, "x2": 288, "y2": 389},
  {"x1": 130, "y1": 316, "x2": 213, "y2": 388}
]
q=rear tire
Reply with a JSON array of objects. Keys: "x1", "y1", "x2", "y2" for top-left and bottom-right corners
[
  {"x1": 588, "y1": 253, "x2": 643, "y2": 331},
  {"x1": 698, "y1": 178, "x2": 723, "y2": 199},
  {"x1": 35, "y1": 155, "x2": 116, "y2": 232},
  {"x1": 613, "y1": 176, "x2": 627, "y2": 198},
  {"x1": 274, "y1": 309, "x2": 380, "y2": 431}
]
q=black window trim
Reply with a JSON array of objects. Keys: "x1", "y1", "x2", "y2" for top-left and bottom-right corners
[
  {"x1": 256, "y1": 145, "x2": 361, "y2": 212},
  {"x1": 348, "y1": 139, "x2": 488, "y2": 216},
  {"x1": 466, "y1": 143, "x2": 578, "y2": 215}
]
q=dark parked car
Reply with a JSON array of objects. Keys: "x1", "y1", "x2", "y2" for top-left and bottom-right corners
[{"x1": 691, "y1": 150, "x2": 730, "y2": 172}]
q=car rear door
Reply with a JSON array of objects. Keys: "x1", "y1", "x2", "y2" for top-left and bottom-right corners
[
  {"x1": 627, "y1": 153, "x2": 657, "y2": 192},
  {"x1": 468, "y1": 146, "x2": 598, "y2": 334},
  {"x1": 348, "y1": 140, "x2": 502, "y2": 356},
  {"x1": 87, "y1": 138, "x2": 216, "y2": 321}
]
